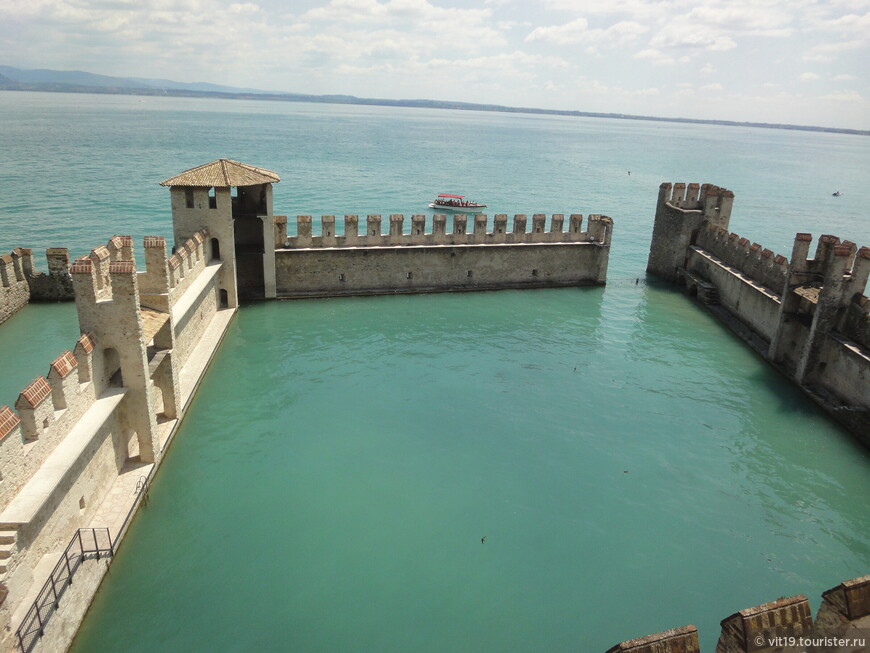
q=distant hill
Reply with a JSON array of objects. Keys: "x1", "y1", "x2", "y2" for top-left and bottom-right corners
[
  {"x1": 0, "y1": 65, "x2": 271, "y2": 95},
  {"x1": 1, "y1": 65, "x2": 867, "y2": 137}
]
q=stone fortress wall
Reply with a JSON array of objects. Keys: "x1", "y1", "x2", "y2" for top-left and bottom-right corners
[
  {"x1": 648, "y1": 182, "x2": 870, "y2": 444},
  {"x1": 0, "y1": 226, "x2": 231, "y2": 653},
  {"x1": 274, "y1": 212, "x2": 612, "y2": 297},
  {"x1": 0, "y1": 163, "x2": 866, "y2": 652},
  {"x1": 605, "y1": 575, "x2": 870, "y2": 653},
  {"x1": 0, "y1": 249, "x2": 72, "y2": 325}
]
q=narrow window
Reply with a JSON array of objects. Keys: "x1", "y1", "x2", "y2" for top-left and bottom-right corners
[
  {"x1": 467, "y1": 270, "x2": 473, "y2": 278},
  {"x1": 339, "y1": 273, "x2": 345, "y2": 281},
  {"x1": 185, "y1": 188, "x2": 195, "y2": 209},
  {"x1": 532, "y1": 269, "x2": 539, "y2": 277},
  {"x1": 407, "y1": 272, "x2": 413, "y2": 279}
]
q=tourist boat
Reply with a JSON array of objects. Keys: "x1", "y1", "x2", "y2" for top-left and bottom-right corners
[{"x1": 429, "y1": 193, "x2": 487, "y2": 210}]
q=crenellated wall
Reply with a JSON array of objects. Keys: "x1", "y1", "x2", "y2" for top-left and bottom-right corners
[
  {"x1": 0, "y1": 249, "x2": 31, "y2": 325},
  {"x1": 648, "y1": 183, "x2": 870, "y2": 445},
  {"x1": 0, "y1": 247, "x2": 74, "y2": 325},
  {"x1": 0, "y1": 327, "x2": 131, "y2": 634},
  {"x1": 275, "y1": 213, "x2": 613, "y2": 298},
  {"x1": 606, "y1": 574, "x2": 870, "y2": 653},
  {"x1": 0, "y1": 229, "x2": 233, "y2": 652}
]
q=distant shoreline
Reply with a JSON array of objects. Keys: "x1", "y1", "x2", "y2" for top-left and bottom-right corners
[{"x1": 1, "y1": 80, "x2": 867, "y2": 137}]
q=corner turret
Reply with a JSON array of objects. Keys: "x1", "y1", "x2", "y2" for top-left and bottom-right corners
[{"x1": 647, "y1": 183, "x2": 733, "y2": 282}]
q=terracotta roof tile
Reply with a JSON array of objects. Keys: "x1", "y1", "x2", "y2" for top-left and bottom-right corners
[
  {"x1": 114, "y1": 235, "x2": 134, "y2": 246},
  {"x1": 19, "y1": 377, "x2": 52, "y2": 409},
  {"x1": 69, "y1": 258, "x2": 93, "y2": 274},
  {"x1": 109, "y1": 261, "x2": 136, "y2": 274},
  {"x1": 76, "y1": 333, "x2": 96, "y2": 353},
  {"x1": 0, "y1": 406, "x2": 20, "y2": 440},
  {"x1": 167, "y1": 255, "x2": 181, "y2": 269},
  {"x1": 144, "y1": 236, "x2": 166, "y2": 248},
  {"x1": 91, "y1": 246, "x2": 110, "y2": 261},
  {"x1": 50, "y1": 350, "x2": 78, "y2": 378},
  {"x1": 160, "y1": 159, "x2": 280, "y2": 188}
]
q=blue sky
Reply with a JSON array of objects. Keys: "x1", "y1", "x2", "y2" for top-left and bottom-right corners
[{"x1": 1, "y1": 0, "x2": 868, "y2": 129}]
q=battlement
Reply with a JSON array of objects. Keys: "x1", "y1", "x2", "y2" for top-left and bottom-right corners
[
  {"x1": 658, "y1": 182, "x2": 734, "y2": 219},
  {"x1": 136, "y1": 229, "x2": 211, "y2": 311},
  {"x1": 648, "y1": 183, "x2": 734, "y2": 282},
  {"x1": 607, "y1": 574, "x2": 869, "y2": 652},
  {"x1": 69, "y1": 237, "x2": 139, "y2": 309},
  {"x1": 0, "y1": 249, "x2": 31, "y2": 325},
  {"x1": 696, "y1": 224, "x2": 790, "y2": 295},
  {"x1": 650, "y1": 183, "x2": 870, "y2": 441},
  {"x1": 278, "y1": 213, "x2": 613, "y2": 249},
  {"x1": 0, "y1": 332, "x2": 105, "y2": 516}
]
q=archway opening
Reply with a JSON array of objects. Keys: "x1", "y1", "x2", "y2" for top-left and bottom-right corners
[{"x1": 103, "y1": 348, "x2": 123, "y2": 388}]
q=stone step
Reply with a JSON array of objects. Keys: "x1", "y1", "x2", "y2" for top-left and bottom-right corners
[{"x1": 0, "y1": 530, "x2": 16, "y2": 545}]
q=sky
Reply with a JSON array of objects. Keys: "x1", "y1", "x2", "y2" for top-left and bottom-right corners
[{"x1": 1, "y1": 0, "x2": 868, "y2": 130}]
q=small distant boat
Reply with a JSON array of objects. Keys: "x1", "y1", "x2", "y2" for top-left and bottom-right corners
[
  {"x1": 832, "y1": 191, "x2": 842, "y2": 196},
  {"x1": 429, "y1": 194, "x2": 487, "y2": 211}
]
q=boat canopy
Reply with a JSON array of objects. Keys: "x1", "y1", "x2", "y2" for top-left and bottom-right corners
[{"x1": 437, "y1": 194, "x2": 464, "y2": 199}]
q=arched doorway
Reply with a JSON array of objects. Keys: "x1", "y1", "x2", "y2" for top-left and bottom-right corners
[{"x1": 103, "y1": 348, "x2": 123, "y2": 388}]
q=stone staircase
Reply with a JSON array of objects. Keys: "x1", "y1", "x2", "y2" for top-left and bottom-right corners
[
  {"x1": 0, "y1": 529, "x2": 17, "y2": 578},
  {"x1": 696, "y1": 282, "x2": 720, "y2": 305}
]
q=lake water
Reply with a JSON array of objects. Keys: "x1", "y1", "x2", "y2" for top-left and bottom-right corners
[{"x1": 0, "y1": 91, "x2": 868, "y2": 652}]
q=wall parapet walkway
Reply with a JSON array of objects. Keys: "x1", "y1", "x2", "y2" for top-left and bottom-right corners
[{"x1": 647, "y1": 182, "x2": 870, "y2": 445}]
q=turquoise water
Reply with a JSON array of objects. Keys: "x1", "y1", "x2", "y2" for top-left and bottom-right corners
[{"x1": 0, "y1": 91, "x2": 868, "y2": 651}]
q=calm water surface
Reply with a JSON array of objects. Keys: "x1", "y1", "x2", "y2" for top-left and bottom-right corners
[{"x1": 0, "y1": 92, "x2": 868, "y2": 651}]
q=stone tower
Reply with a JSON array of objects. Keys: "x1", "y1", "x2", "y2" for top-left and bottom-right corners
[
  {"x1": 160, "y1": 159, "x2": 280, "y2": 305},
  {"x1": 647, "y1": 182, "x2": 734, "y2": 282}
]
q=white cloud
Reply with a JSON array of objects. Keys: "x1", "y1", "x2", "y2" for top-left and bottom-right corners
[
  {"x1": 525, "y1": 17, "x2": 589, "y2": 45},
  {"x1": 526, "y1": 18, "x2": 647, "y2": 49},
  {"x1": 803, "y1": 40, "x2": 866, "y2": 62},
  {"x1": 633, "y1": 48, "x2": 675, "y2": 64},
  {"x1": 800, "y1": 72, "x2": 821, "y2": 81},
  {"x1": 700, "y1": 83, "x2": 723, "y2": 91},
  {"x1": 649, "y1": 24, "x2": 737, "y2": 53},
  {"x1": 820, "y1": 90, "x2": 864, "y2": 101},
  {"x1": 832, "y1": 73, "x2": 856, "y2": 80}
]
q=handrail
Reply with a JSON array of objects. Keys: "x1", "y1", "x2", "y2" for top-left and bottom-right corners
[{"x1": 15, "y1": 528, "x2": 113, "y2": 653}]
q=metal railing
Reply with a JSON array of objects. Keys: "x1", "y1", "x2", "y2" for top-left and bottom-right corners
[{"x1": 15, "y1": 528, "x2": 114, "y2": 653}]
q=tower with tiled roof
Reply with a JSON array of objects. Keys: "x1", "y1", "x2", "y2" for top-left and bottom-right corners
[{"x1": 160, "y1": 159, "x2": 281, "y2": 306}]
